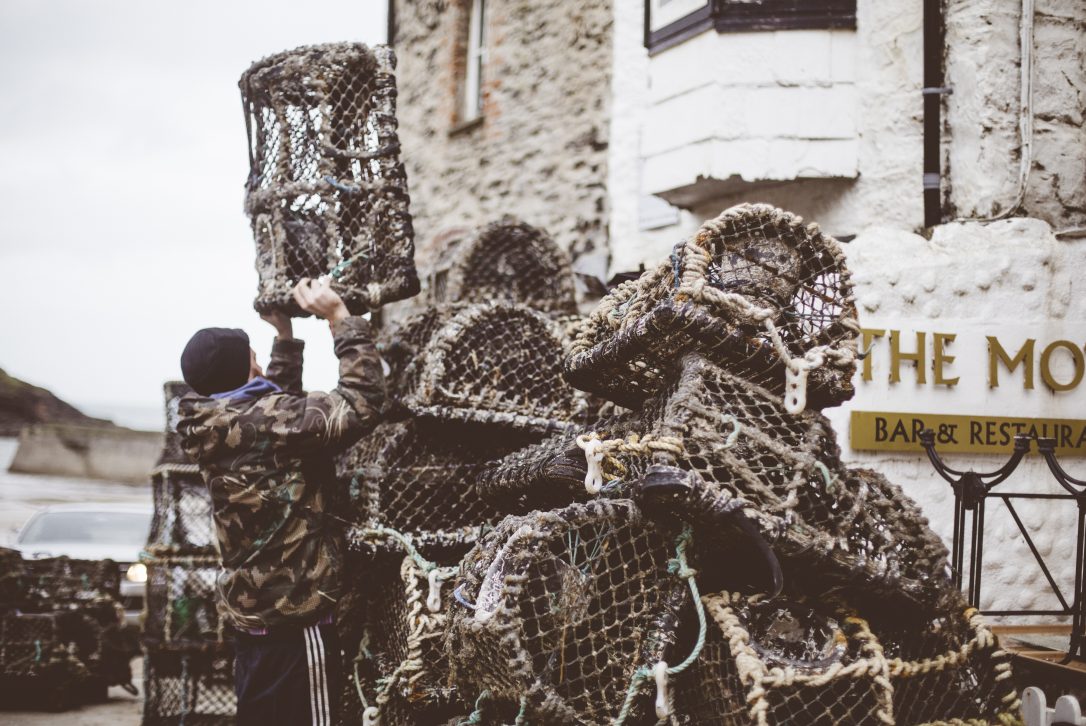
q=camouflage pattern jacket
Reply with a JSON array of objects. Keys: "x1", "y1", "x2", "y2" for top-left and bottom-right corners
[{"x1": 177, "y1": 316, "x2": 384, "y2": 630}]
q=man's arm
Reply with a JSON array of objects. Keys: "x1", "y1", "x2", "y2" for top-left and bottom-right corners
[
  {"x1": 268, "y1": 280, "x2": 385, "y2": 455},
  {"x1": 261, "y1": 310, "x2": 304, "y2": 394}
]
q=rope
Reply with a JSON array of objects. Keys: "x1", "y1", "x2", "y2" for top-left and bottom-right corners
[
  {"x1": 457, "y1": 690, "x2": 492, "y2": 725},
  {"x1": 576, "y1": 432, "x2": 685, "y2": 494},
  {"x1": 613, "y1": 528, "x2": 706, "y2": 725}
]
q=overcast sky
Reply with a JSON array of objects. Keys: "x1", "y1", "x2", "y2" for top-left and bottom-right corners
[{"x1": 0, "y1": 1, "x2": 387, "y2": 430}]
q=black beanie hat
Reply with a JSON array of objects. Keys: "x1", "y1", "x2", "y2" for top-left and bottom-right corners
[{"x1": 180, "y1": 328, "x2": 251, "y2": 396}]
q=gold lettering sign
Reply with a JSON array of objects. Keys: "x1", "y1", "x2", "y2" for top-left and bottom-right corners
[{"x1": 850, "y1": 411, "x2": 1086, "y2": 456}]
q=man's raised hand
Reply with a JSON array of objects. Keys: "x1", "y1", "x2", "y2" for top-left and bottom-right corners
[
  {"x1": 260, "y1": 309, "x2": 294, "y2": 340},
  {"x1": 292, "y1": 278, "x2": 351, "y2": 326}
]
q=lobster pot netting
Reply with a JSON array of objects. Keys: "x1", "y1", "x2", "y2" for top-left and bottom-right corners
[
  {"x1": 867, "y1": 596, "x2": 1021, "y2": 725},
  {"x1": 160, "y1": 381, "x2": 195, "y2": 467},
  {"x1": 142, "y1": 556, "x2": 224, "y2": 650},
  {"x1": 148, "y1": 467, "x2": 215, "y2": 554},
  {"x1": 566, "y1": 203, "x2": 859, "y2": 414},
  {"x1": 240, "y1": 43, "x2": 417, "y2": 315},
  {"x1": 148, "y1": 381, "x2": 216, "y2": 554},
  {"x1": 402, "y1": 302, "x2": 590, "y2": 432},
  {"x1": 0, "y1": 547, "x2": 27, "y2": 608},
  {"x1": 346, "y1": 554, "x2": 466, "y2": 726},
  {"x1": 21, "y1": 556, "x2": 120, "y2": 610},
  {"x1": 446, "y1": 500, "x2": 688, "y2": 725},
  {"x1": 143, "y1": 649, "x2": 236, "y2": 726},
  {"x1": 428, "y1": 218, "x2": 577, "y2": 315},
  {"x1": 474, "y1": 411, "x2": 648, "y2": 514},
  {"x1": 342, "y1": 418, "x2": 541, "y2": 555},
  {"x1": 376, "y1": 304, "x2": 464, "y2": 406},
  {"x1": 0, "y1": 613, "x2": 90, "y2": 710},
  {"x1": 676, "y1": 591, "x2": 1019, "y2": 726},
  {"x1": 626, "y1": 354, "x2": 948, "y2": 605}
]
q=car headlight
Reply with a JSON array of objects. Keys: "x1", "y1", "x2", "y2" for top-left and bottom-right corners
[{"x1": 126, "y1": 563, "x2": 147, "y2": 584}]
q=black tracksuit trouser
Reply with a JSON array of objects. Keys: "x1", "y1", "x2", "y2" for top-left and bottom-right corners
[{"x1": 233, "y1": 622, "x2": 341, "y2": 726}]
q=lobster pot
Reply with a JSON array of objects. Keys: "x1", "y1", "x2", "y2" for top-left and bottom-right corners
[
  {"x1": 0, "y1": 547, "x2": 28, "y2": 608},
  {"x1": 428, "y1": 218, "x2": 577, "y2": 315},
  {"x1": 148, "y1": 467, "x2": 215, "y2": 553},
  {"x1": 345, "y1": 555, "x2": 466, "y2": 726},
  {"x1": 143, "y1": 649, "x2": 236, "y2": 726},
  {"x1": 142, "y1": 556, "x2": 224, "y2": 650},
  {"x1": 342, "y1": 418, "x2": 540, "y2": 555},
  {"x1": 446, "y1": 500, "x2": 687, "y2": 725},
  {"x1": 474, "y1": 411, "x2": 647, "y2": 514},
  {"x1": 147, "y1": 381, "x2": 216, "y2": 553},
  {"x1": 565, "y1": 203, "x2": 859, "y2": 412},
  {"x1": 632, "y1": 355, "x2": 949, "y2": 604},
  {"x1": 376, "y1": 304, "x2": 464, "y2": 405},
  {"x1": 869, "y1": 597, "x2": 1021, "y2": 725},
  {"x1": 676, "y1": 593, "x2": 895, "y2": 725},
  {"x1": 402, "y1": 302, "x2": 589, "y2": 432},
  {"x1": 0, "y1": 613, "x2": 90, "y2": 711},
  {"x1": 240, "y1": 43, "x2": 417, "y2": 315},
  {"x1": 159, "y1": 381, "x2": 194, "y2": 467},
  {"x1": 21, "y1": 556, "x2": 120, "y2": 610}
]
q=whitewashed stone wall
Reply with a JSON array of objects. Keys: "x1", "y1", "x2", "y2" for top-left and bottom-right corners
[
  {"x1": 641, "y1": 29, "x2": 860, "y2": 206},
  {"x1": 608, "y1": 0, "x2": 1085, "y2": 273},
  {"x1": 945, "y1": 0, "x2": 1086, "y2": 230},
  {"x1": 826, "y1": 219, "x2": 1086, "y2": 616}
]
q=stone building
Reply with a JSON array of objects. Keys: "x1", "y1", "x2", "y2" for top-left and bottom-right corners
[
  {"x1": 388, "y1": 0, "x2": 1086, "y2": 620},
  {"x1": 387, "y1": 0, "x2": 614, "y2": 314}
]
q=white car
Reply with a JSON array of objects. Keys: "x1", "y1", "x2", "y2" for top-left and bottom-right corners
[{"x1": 14, "y1": 503, "x2": 153, "y2": 625}]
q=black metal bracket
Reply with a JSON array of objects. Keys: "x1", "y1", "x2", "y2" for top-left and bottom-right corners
[{"x1": 921, "y1": 430, "x2": 1086, "y2": 662}]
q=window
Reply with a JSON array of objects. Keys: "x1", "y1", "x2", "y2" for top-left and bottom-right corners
[
  {"x1": 461, "y1": 0, "x2": 487, "y2": 122},
  {"x1": 645, "y1": 0, "x2": 856, "y2": 53}
]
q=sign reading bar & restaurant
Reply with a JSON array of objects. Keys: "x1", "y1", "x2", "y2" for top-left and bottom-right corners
[{"x1": 845, "y1": 320, "x2": 1086, "y2": 456}]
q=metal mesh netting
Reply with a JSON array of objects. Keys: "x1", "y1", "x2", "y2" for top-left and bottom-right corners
[
  {"x1": 428, "y1": 218, "x2": 577, "y2": 315},
  {"x1": 566, "y1": 204, "x2": 860, "y2": 414},
  {"x1": 446, "y1": 499, "x2": 688, "y2": 724},
  {"x1": 240, "y1": 42, "x2": 417, "y2": 315},
  {"x1": 342, "y1": 418, "x2": 540, "y2": 556},
  {"x1": 402, "y1": 302, "x2": 590, "y2": 432},
  {"x1": 673, "y1": 590, "x2": 1019, "y2": 726},
  {"x1": 143, "y1": 556, "x2": 224, "y2": 651},
  {"x1": 143, "y1": 649, "x2": 236, "y2": 726}
]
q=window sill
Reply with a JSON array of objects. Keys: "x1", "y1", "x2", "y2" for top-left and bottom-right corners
[{"x1": 449, "y1": 116, "x2": 484, "y2": 137}]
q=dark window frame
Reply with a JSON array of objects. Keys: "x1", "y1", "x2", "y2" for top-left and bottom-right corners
[{"x1": 645, "y1": 0, "x2": 856, "y2": 54}]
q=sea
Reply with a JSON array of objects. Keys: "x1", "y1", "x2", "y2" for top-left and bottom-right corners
[{"x1": 0, "y1": 437, "x2": 152, "y2": 546}]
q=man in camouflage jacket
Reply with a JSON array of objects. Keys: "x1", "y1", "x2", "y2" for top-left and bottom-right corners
[{"x1": 177, "y1": 279, "x2": 384, "y2": 726}]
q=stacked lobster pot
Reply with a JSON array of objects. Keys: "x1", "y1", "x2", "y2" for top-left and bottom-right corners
[
  {"x1": 0, "y1": 547, "x2": 132, "y2": 711},
  {"x1": 445, "y1": 204, "x2": 1021, "y2": 725},
  {"x1": 140, "y1": 382, "x2": 235, "y2": 726},
  {"x1": 337, "y1": 219, "x2": 592, "y2": 726},
  {"x1": 240, "y1": 42, "x2": 418, "y2": 315}
]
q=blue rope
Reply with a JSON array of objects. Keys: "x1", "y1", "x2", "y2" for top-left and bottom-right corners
[
  {"x1": 458, "y1": 690, "x2": 492, "y2": 725},
  {"x1": 612, "y1": 528, "x2": 707, "y2": 725}
]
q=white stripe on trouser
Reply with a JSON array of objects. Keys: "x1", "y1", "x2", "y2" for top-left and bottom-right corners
[
  {"x1": 304, "y1": 626, "x2": 329, "y2": 726},
  {"x1": 312, "y1": 626, "x2": 331, "y2": 725}
]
